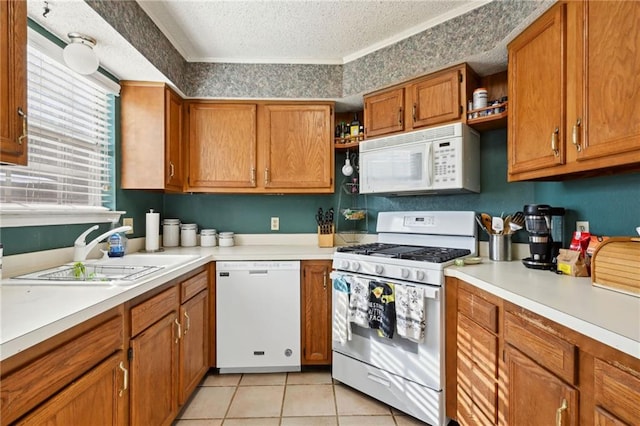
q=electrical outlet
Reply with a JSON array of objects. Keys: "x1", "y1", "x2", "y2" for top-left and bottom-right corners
[
  {"x1": 123, "y1": 217, "x2": 134, "y2": 234},
  {"x1": 576, "y1": 221, "x2": 589, "y2": 233},
  {"x1": 271, "y1": 217, "x2": 280, "y2": 231}
]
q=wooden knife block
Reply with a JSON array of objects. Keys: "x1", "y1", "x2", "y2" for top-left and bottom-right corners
[{"x1": 317, "y1": 225, "x2": 334, "y2": 248}]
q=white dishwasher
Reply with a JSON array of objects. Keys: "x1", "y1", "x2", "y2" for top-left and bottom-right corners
[{"x1": 216, "y1": 260, "x2": 301, "y2": 373}]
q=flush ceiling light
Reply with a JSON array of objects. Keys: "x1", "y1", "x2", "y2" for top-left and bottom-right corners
[{"x1": 63, "y1": 32, "x2": 99, "y2": 75}]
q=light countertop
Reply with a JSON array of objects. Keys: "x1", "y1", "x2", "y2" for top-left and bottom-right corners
[
  {"x1": 2, "y1": 244, "x2": 638, "y2": 362},
  {"x1": 446, "y1": 260, "x2": 640, "y2": 359},
  {"x1": 1, "y1": 245, "x2": 334, "y2": 361}
]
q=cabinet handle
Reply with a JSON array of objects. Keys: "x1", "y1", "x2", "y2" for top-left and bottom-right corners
[
  {"x1": 250, "y1": 167, "x2": 256, "y2": 186},
  {"x1": 398, "y1": 108, "x2": 403, "y2": 125},
  {"x1": 17, "y1": 107, "x2": 27, "y2": 145},
  {"x1": 555, "y1": 398, "x2": 568, "y2": 426},
  {"x1": 412, "y1": 104, "x2": 417, "y2": 123},
  {"x1": 118, "y1": 361, "x2": 128, "y2": 397},
  {"x1": 572, "y1": 119, "x2": 582, "y2": 152},
  {"x1": 264, "y1": 168, "x2": 270, "y2": 184},
  {"x1": 175, "y1": 318, "x2": 182, "y2": 342},
  {"x1": 551, "y1": 127, "x2": 560, "y2": 157},
  {"x1": 323, "y1": 269, "x2": 327, "y2": 290},
  {"x1": 184, "y1": 311, "x2": 190, "y2": 334},
  {"x1": 169, "y1": 161, "x2": 175, "y2": 177}
]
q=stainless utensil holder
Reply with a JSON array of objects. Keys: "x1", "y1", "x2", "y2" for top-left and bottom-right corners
[{"x1": 489, "y1": 234, "x2": 512, "y2": 261}]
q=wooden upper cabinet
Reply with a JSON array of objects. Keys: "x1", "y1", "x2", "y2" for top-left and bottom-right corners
[
  {"x1": 261, "y1": 104, "x2": 334, "y2": 193},
  {"x1": 364, "y1": 63, "x2": 478, "y2": 139},
  {"x1": 187, "y1": 102, "x2": 257, "y2": 190},
  {"x1": 508, "y1": 3, "x2": 566, "y2": 177},
  {"x1": 0, "y1": 0, "x2": 28, "y2": 165},
  {"x1": 576, "y1": 1, "x2": 640, "y2": 163},
  {"x1": 187, "y1": 101, "x2": 334, "y2": 194},
  {"x1": 409, "y1": 68, "x2": 462, "y2": 129},
  {"x1": 364, "y1": 87, "x2": 405, "y2": 138},
  {"x1": 508, "y1": 0, "x2": 640, "y2": 181},
  {"x1": 120, "y1": 82, "x2": 184, "y2": 191}
]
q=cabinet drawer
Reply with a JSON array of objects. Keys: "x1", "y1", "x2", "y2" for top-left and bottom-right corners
[
  {"x1": 594, "y1": 358, "x2": 640, "y2": 425},
  {"x1": 131, "y1": 286, "x2": 179, "y2": 336},
  {"x1": 1, "y1": 315, "x2": 123, "y2": 425},
  {"x1": 180, "y1": 270, "x2": 208, "y2": 303},
  {"x1": 458, "y1": 287, "x2": 498, "y2": 333},
  {"x1": 504, "y1": 311, "x2": 577, "y2": 385}
]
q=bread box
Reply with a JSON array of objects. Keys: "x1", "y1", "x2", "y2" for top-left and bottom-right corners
[{"x1": 591, "y1": 237, "x2": 640, "y2": 297}]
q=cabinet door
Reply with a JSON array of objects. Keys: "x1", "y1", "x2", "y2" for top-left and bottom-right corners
[
  {"x1": 364, "y1": 88, "x2": 405, "y2": 137},
  {"x1": 410, "y1": 69, "x2": 462, "y2": 129},
  {"x1": 130, "y1": 312, "x2": 179, "y2": 426},
  {"x1": 16, "y1": 352, "x2": 128, "y2": 426},
  {"x1": 508, "y1": 3, "x2": 567, "y2": 177},
  {"x1": 300, "y1": 260, "x2": 332, "y2": 365},
  {"x1": 261, "y1": 104, "x2": 333, "y2": 192},
  {"x1": 505, "y1": 346, "x2": 578, "y2": 426},
  {"x1": 179, "y1": 290, "x2": 209, "y2": 405},
  {"x1": 575, "y1": 1, "x2": 640, "y2": 162},
  {"x1": 0, "y1": 0, "x2": 27, "y2": 165},
  {"x1": 593, "y1": 358, "x2": 640, "y2": 426},
  {"x1": 188, "y1": 103, "x2": 257, "y2": 190},
  {"x1": 165, "y1": 88, "x2": 184, "y2": 191}
]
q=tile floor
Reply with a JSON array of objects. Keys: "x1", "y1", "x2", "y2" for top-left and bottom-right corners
[{"x1": 174, "y1": 369, "x2": 429, "y2": 425}]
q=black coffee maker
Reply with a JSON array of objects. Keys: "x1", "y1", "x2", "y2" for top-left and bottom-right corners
[{"x1": 522, "y1": 204, "x2": 566, "y2": 270}]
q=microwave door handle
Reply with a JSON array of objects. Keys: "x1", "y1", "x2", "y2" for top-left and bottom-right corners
[{"x1": 426, "y1": 142, "x2": 434, "y2": 187}]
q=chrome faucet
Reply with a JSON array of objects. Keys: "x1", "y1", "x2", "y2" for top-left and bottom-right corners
[{"x1": 73, "y1": 225, "x2": 132, "y2": 262}]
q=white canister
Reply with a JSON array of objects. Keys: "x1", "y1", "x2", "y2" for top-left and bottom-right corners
[
  {"x1": 218, "y1": 232, "x2": 235, "y2": 247},
  {"x1": 472, "y1": 87, "x2": 488, "y2": 110},
  {"x1": 163, "y1": 219, "x2": 180, "y2": 247},
  {"x1": 200, "y1": 229, "x2": 217, "y2": 247},
  {"x1": 180, "y1": 223, "x2": 198, "y2": 247}
]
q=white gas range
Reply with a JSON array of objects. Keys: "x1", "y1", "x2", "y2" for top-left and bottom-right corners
[{"x1": 331, "y1": 211, "x2": 477, "y2": 426}]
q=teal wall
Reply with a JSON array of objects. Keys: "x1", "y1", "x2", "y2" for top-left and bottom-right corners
[{"x1": 3, "y1": 127, "x2": 639, "y2": 255}]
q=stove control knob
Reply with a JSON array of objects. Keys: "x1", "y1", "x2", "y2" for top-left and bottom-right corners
[
  {"x1": 351, "y1": 262, "x2": 361, "y2": 272},
  {"x1": 415, "y1": 270, "x2": 426, "y2": 281},
  {"x1": 401, "y1": 268, "x2": 410, "y2": 279},
  {"x1": 375, "y1": 265, "x2": 384, "y2": 275},
  {"x1": 340, "y1": 260, "x2": 350, "y2": 270}
]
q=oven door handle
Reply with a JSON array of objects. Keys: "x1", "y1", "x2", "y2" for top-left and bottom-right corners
[{"x1": 330, "y1": 272, "x2": 440, "y2": 300}]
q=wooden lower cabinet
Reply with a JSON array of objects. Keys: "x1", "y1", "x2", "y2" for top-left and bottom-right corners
[
  {"x1": 17, "y1": 352, "x2": 128, "y2": 426},
  {"x1": 129, "y1": 268, "x2": 210, "y2": 426},
  {"x1": 446, "y1": 277, "x2": 640, "y2": 426},
  {"x1": 300, "y1": 260, "x2": 332, "y2": 365},
  {"x1": 505, "y1": 345, "x2": 578, "y2": 425}
]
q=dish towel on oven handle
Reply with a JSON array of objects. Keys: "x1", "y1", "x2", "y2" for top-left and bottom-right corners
[
  {"x1": 368, "y1": 281, "x2": 396, "y2": 339},
  {"x1": 395, "y1": 284, "x2": 426, "y2": 343},
  {"x1": 332, "y1": 275, "x2": 352, "y2": 344},
  {"x1": 348, "y1": 276, "x2": 370, "y2": 329}
]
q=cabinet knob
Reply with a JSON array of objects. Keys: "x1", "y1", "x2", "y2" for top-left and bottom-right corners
[
  {"x1": 572, "y1": 119, "x2": 582, "y2": 152},
  {"x1": 551, "y1": 127, "x2": 560, "y2": 157}
]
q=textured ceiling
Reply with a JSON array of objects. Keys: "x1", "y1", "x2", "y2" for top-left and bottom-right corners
[{"x1": 136, "y1": 0, "x2": 493, "y2": 64}]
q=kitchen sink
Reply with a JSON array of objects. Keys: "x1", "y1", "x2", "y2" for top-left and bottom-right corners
[{"x1": 3, "y1": 253, "x2": 201, "y2": 286}]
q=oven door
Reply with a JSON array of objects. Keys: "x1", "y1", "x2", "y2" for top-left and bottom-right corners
[
  {"x1": 359, "y1": 141, "x2": 433, "y2": 194},
  {"x1": 331, "y1": 271, "x2": 444, "y2": 391}
]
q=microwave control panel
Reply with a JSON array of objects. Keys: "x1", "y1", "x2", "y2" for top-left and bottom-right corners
[{"x1": 433, "y1": 140, "x2": 460, "y2": 185}]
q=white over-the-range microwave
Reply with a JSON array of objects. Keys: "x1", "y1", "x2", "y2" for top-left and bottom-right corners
[{"x1": 359, "y1": 122, "x2": 480, "y2": 195}]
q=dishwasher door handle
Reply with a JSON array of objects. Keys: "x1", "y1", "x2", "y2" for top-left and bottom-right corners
[{"x1": 248, "y1": 270, "x2": 269, "y2": 275}]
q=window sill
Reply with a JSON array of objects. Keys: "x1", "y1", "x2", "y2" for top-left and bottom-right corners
[{"x1": 0, "y1": 206, "x2": 124, "y2": 228}]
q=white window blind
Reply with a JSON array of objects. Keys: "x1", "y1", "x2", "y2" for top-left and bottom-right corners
[{"x1": 0, "y1": 43, "x2": 115, "y2": 210}]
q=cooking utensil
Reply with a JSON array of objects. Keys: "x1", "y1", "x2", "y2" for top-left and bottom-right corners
[
  {"x1": 481, "y1": 213, "x2": 493, "y2": 234},
  {"x1": 492, "y1": 216, "x2": 504, "y2": 234},
  {"x1": 503, "y1": 215, "x2": 512, "y2": 234},
  {"x1": 509, "y1": 222, "x2": 523, "y2": 233},
  {"x1": 511, "y1": 211, "x2": 525, "y2": 228},
  {"x1": 475, "y1": 214, "x2": 489, "y2": 234}
]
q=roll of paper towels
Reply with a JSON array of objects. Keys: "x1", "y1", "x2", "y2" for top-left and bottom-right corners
[{"x1": 145, "y1": 209, "x2": 160, "y2": 252}]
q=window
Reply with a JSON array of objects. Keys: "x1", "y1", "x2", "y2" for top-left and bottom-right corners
[{"x1": 0, "y1": 28, "x2": 122, "y2": 227}]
